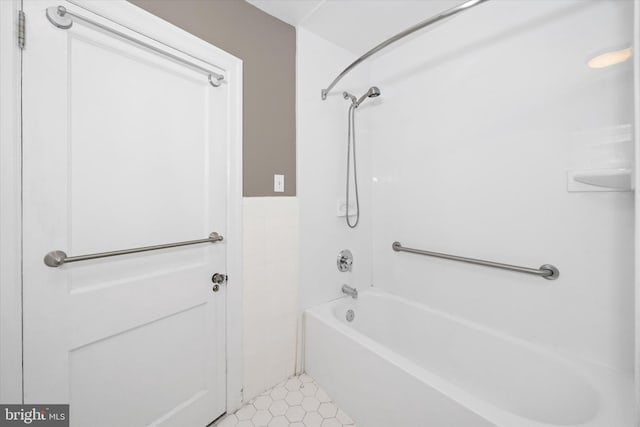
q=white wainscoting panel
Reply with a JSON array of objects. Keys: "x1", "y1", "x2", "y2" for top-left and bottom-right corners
[{"x1": 243, "y1": 197, "x2": 299, "y2": 400}]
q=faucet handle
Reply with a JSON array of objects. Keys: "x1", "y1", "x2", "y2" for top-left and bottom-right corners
[{"x1": 337, "y1": 249, "x2": 353, "y2": 272}]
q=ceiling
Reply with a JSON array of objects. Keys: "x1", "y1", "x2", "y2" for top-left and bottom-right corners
[{"x1": 246, "y1": 0, "x2": 462, "y2": 55}]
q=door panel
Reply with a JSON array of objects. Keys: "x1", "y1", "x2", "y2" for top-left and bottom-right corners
[
  {"x1": 69, "y1": 305, "x2": 207, "y2": 426},
  {"x1": 22, "y1": 2, "x2": 228, "y2": 425},
  {"x1": 68, "y1": 26, "x2": 210, "y2": 253}
]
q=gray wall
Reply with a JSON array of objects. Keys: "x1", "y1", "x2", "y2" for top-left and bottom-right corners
[{"x1": 130, "y1": 0, "x2": 296, "y2": 197}]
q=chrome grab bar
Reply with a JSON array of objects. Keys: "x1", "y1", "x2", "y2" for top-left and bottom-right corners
[
  {"x1": 45, "y1": 6, "x2": 225, "y2": 88},
  {"x1": 44, "y1": 232, "x2": 224, "y2": 267},
  {"x1": 321, "y1": 0, "x2": 490, "y2": 100},
  {"x1": 392, "y1": 241, "x2": 559, "y2": 280}
]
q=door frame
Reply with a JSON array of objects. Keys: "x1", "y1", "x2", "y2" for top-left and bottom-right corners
[
  {"x1": 0, "y1": 0, "x2": 24, "y2": 405},
  {"x1": 635, "y1": 0, "x2": 639, "y2": 422},
  {"x1": 0, "y1": 0, "x2": 244, "y2": 413}
]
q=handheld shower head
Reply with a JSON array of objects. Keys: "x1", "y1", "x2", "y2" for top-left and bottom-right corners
[
  {"x1": 355, "y1": 86, "x2": 381, "y2": 107},
  {"x1": 367, "y1": 86, "x2": 381, "y2": 98}
]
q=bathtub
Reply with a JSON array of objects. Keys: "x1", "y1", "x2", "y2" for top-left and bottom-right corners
[{"x1": 304, "y1": 289, "x2": 634, "y2": 427}]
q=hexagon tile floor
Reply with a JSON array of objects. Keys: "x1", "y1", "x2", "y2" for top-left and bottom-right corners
[{"x1": 214, "y1": 374, "x2": 355, "y2": 427}]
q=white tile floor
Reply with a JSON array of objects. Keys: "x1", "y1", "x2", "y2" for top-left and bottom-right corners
[{"x1": 215, "y1": 374, "x2": 355, "y2": 427}]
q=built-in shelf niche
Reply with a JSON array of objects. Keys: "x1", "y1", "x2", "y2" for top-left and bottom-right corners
[
  {"x1": 568, "y1": 124, "x2": 633, "y2": 192},
  {"x1": 568, "y1": 168, "x2": 633, "y2": 192}
]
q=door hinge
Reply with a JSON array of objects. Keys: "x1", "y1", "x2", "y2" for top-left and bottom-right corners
[{"x1": 18, "y1": 10, "x2": 25, "y2": 50}]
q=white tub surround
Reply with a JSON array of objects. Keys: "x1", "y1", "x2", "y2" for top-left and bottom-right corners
[
  {"x1": 264, "y1": 0, "x2": 635, "y2": 420},
  {"x1": 306, "y1": 290, "x2": 634, "y2": 427},
  {"x1": 296, "y1": 27, "x2": 375, "y2": 372},
  {"x1": 297, "y1": 27, "x2": 374, "y2": 312},
  {"x1": 243, "y1": 197, "x2": 299, "y2": 400},
  {"x1": 369, "y1": 0, "x2": 634, "y2": 375}
]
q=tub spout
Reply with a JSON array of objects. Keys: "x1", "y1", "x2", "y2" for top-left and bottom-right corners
[{"x1": 342, "y1": 284, "x2": 358, "y2": 299}]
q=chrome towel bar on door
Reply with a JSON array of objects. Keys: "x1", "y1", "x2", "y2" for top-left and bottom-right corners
[
  {"x1": 45, "y1": 5, "x2": 225, "y2": 87},
  {"x1": 44, "y1": 232, "x2": 224, "y2": 267},
  {"x1": 392, "y1": 241, "x2": 559, "y2": 280}
]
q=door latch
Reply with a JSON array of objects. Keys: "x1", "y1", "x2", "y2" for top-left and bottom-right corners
[{"x1": 211, "y1": 273, "x2": 227, "y2": 292}]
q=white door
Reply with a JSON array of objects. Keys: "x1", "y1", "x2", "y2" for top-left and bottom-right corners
[{"x1": 22, "y1": 2, "x2": 229, "y2": 425}]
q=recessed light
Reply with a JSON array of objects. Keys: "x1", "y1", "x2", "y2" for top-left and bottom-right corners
[{"x1": 588, "y1": 47, "x2": 632, "y2": 69}]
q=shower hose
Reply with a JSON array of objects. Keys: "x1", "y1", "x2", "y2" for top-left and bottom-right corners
[{"x1": 346, "y1": 104, "x2": 359, "y2": 228}]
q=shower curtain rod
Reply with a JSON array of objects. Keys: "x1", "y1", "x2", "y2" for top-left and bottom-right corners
[{"x1": 320, "y1": 0, "x2": 490, "y2": 100}]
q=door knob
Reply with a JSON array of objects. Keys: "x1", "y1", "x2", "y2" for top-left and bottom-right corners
[{"x1": 211, "y1": 273, "x2": 227, "y2": 292}]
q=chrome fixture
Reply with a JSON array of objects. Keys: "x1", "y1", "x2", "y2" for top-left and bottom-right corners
[
  {"x1": 211, "y1": 273, "x2": 228, "y2": 292},
  {"x1": 343, "y1": 92, "x2": 357, "y2": 104},
  {"x1": 321, "y1": 0, "x2": 489, "y2": 99},
  {"x1": 45, "y1": 6, "x2": 225, "y2": 87},
  {"x1": 44, "y1": 232, "x2": 224, "y2": 267},
  {"x1": 342, "y1": 284, "x2": 358, "y2": 299},
  {"x1": 343, "y1": 87, "x2": 381, "y2": 108},
  {"x1": 344, "y1": 87, "x2": 381, "y2": 228},
  {"x1": 346, "y1": 309, "x2": 355, "y2": 322},
  {"x1": 355, "y1": 86, "x2": 381, "y2": 107},
  {"x1": 392, "y1": 241, "x2": 559, "y2": 280},
  {"x1": 337, "y1": 249, "x2": 354, "y2": 272}
]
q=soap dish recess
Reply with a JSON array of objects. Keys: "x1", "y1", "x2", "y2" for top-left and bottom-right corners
[{"x1": 567, "y1": 168, "x2": 633, "y2": 192}]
